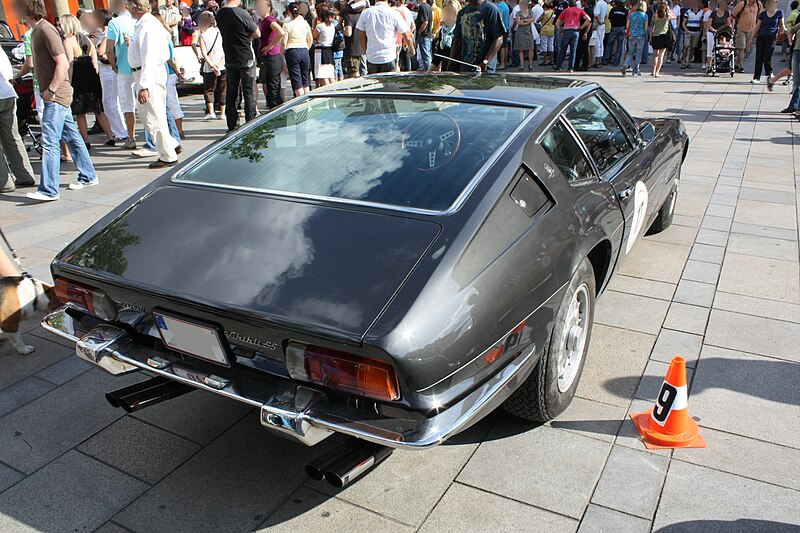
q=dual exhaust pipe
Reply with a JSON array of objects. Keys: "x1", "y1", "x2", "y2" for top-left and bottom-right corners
[
  {"x1": 107, "y1": 377, "x2": 392, "y2": 487},
  {"x1": 106, "y1": 376, "x2": 194, "y2": 413},
  {"x1": 306, "y1": 440, "x2": 394, "y2": 488}
]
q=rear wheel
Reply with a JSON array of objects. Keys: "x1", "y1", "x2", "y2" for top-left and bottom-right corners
[
  {"x1": 647, "y1": 170, "x2": 680, "y2": 235},
  {"x1": 502, "y1": 258, "x2": 596, "y2": 422}
]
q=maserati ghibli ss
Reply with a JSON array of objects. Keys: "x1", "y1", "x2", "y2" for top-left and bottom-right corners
[{"x1": 44, "y1": 74, "x2": 687, "y2": 480}]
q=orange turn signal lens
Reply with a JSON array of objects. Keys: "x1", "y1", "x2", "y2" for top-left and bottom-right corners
[
  {"x1": 286, "y1": 343, "x2": 400, "y2": 401},
  {"x1": 484, "y1": 321, "x2": 527, "y2": 365}
]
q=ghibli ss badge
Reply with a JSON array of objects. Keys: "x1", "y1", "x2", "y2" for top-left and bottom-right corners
[
  {"x1": 543, "y1": 163, "x2": 555, "y2": 179},
  {"x1": 225, "y1": 330, "x2": 279, "y2": 351}
]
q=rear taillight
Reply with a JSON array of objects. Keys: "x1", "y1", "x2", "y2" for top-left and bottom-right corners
[
  {"x1": 54, "y1": 277, "x2": 118, "y2": 321},
  {"x1": 286, "y1": 343, "x2": 400, "y2": 401}
]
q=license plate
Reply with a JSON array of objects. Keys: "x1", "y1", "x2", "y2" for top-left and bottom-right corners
[{"x1": 152, "y1": 312, "x2": 230, "y2": 366}]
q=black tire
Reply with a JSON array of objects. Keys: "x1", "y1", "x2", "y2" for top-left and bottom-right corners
[
  {"x1": 647, "y1": 170, "x2": 679, "y2": 235},
  {"x1": 502, "y1": 258, "x2": 596, "y2": 422}
]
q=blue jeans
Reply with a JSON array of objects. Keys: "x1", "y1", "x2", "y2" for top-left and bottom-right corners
[
  {"x1": 605, "y1": 26, "x2": 626, "y2": 65},
  {"x1": 674, "y1": 26, "x2": 684, "y2": 59},
  {"x1": 625, "y1": 35, "x2": 645, "y2": 73},
  {"x1": 333, "y1": 57, "x2": 343, "y2": 79},
  {"x1": 556, "y1": 28, "x2": 579, "y2": 70},
  {"x1": 789, "y1": 49, "x2": 800, "y2": 110},
  {"x1": 417, "y1": 35, "x2": 433, "y2": 71},
  {"x1": 38, "y1": 101, "x2": 97, "y2": 197},
  {"x1": 144, "y1": 106, "x2": 180, "y2": 152}
]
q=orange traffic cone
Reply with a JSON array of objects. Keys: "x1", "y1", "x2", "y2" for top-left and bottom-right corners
[{"x1": 630, "y1": 356, "x2": 706, "y2": 449}]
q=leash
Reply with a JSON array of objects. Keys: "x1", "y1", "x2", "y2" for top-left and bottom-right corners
[{"x1": 0, "y1": 226, "x2": 33, "y2": 280}]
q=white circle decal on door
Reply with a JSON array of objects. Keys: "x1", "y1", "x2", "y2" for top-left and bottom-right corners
[{"x1": 625, "y1": 181, "x2": 649, "y2": 255}]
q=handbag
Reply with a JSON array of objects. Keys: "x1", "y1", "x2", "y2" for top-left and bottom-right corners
[{"x1": 201, "y1": 31, "x2": 220, "y2": 73}]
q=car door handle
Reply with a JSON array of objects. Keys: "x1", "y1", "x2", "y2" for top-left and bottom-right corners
[{"x1": 618, "y1": 187, "x2": 633, "y2": 200}]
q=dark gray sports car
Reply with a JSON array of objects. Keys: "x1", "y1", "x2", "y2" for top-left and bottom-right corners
[{"x1": 44, "y1": 74, "x2": 686, "y2": 483}]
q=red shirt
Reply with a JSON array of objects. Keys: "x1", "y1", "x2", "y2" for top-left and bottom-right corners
[{"x1": 559, "y1": 6, "x2": 586, "y2": 29}]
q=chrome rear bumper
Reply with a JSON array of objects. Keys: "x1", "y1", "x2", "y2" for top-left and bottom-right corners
[{"x1": 42, "y1": 307, "x2": 537, "y2": 449}]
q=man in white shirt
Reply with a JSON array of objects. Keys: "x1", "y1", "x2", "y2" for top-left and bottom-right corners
[
  {"x1": 0, "y1": 47, "x2": 35, "y2": 193},
  {"x1": 357, "y1": 0, "x2": 415, "y2": 73},
  {"x1": 593, "y1": 0, "x2": 608, "y2": 66},
  {"x1": 531, "y1": 0, "x2": 543, "y2": 59},
  {"x1": 128, "y1": 0, "x2": 179, "y2": 168},
  {"x1": 160, "y1": 0, "x2": 181, "y2": 45}
]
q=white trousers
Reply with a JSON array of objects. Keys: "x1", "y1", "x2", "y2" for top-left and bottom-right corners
[
  {"x1": 166, "y1": 73, "x2": 184, "y2": 120},
  {"x1": 99, "y1": 65, "x2": 127, "y2": 140},
  {"x1": 594, "y1": 24, "x2": 606, "y2": 58},
  {"x1": 133, "y1": 71, "x2": 178, "y2": 163}
]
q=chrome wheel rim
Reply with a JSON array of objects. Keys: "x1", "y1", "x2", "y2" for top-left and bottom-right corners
[{"x1": 557, "y1": 284, "x2": 590, "y2": 393}]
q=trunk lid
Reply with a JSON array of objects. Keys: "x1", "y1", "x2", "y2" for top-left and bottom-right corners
[{"x1": 56, "y1": 185, "x2": 441, "y2": 342}]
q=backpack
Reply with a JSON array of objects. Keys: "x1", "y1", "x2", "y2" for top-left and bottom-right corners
[{"x1": 332, "y1": 28, "x2": 346, "y2": 52}]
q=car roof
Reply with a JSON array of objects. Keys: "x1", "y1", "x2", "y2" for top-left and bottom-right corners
[{"x1": 313, "y1": 73, "x2": 598, "y2": 114}]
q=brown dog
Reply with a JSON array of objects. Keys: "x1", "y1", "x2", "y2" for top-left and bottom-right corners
[{"x1": 0, "y1": 276, "x2": 59, "y2": 354}]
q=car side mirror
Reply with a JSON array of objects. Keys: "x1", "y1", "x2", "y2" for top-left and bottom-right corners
[{"x1": 639, "y1": 122, "x2": 656, "y2": 143}]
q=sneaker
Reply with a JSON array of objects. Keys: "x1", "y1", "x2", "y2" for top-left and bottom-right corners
[
  {"x1": 203, "y1": 113, "x2": 217, "y2": 120},
  {"x1": 621, "y1": 66, "x2": 626, "y2": 76},
  {"x1": 26, "y1": 191, "x2": 59, "y2": 202},
  {"x1": 68, "y1": 179, "x2": 99, "y2": 190},
  {"x1": 751, "y1": 78, "x2": 760, "y2": 84},
  {"x1": 634, "y1": 71, "x2": 642, "y2": 76},
  {"x1": 132, "y1": 148, "x2": 158, "y2": 157},
  {"x1": 122, "y1": 139, "x2": 137, "y2": 150}
]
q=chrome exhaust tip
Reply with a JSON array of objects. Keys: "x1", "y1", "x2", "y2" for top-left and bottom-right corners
[
  {"x1": 305, "y1": 445, "x2": 358, "y2": 481},
  {"x1": 323, "y1": 443, "x2": 393, "y2": 488},
  {"x1": 105, "y1": 376, "x2": 195, "y2": 413}
]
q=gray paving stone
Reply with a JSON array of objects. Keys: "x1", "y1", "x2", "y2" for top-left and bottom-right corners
[
  {"x1": 647, "y1": 225, "x2": 698, "y2": 247},
  {"x1": 726, "y1": 232, "x2": 799, "y2": 262},
  {"x1": 650, "y1": 329, "x2": 704, "y2": 368},
  {"x1": 688, "y1": 243, "x2": 725, "y2": 264},
  {"x1": 713, "y1": 291, "x2": 800, "y2": 324},
  {"x1": 114, "y1": 415, "x2": 310, "y2": 533},
  {"x1": 730, "y1": 221, "x2": 798, "y2": 241},
  {"x1": 258, "y1": 487, "x2": 413, "y2": 533},
  {"x1": 595, "y1": 291, "x2": 669, "y2": 335},
  {"x1": 673, "y1": 280, "x2": 716, "y2": 308},
  {"x1": 132, "y1": 388, "x2": 252, "y2": 445},
  {"x1": 605, "y1": 275, "x2": 676, "y2": 301},
  {"x1": 0, "y1": 335, "x2": 71, "y2": 392},
  {"x1": 577, "y1": 324, "x2": 655, "y2": 408},
  {"x1": 705, "y1": 308, "x2": 800, "y2": 362},
  {"x1": 34, "y1": 355, "x2": 92, "y2": 385},
  {"x1": 704, "y1": 204, "x2": 735, "y2": 218},
  {"x1": 548, "y1": 396, "x2": 626, "y2": 444},
  {"x1": 653, "y1": 461, "x2": 800, "y2": 531},
  {"x1": 419, "y1": 483, "x2": 576, "y2": 533},
  {"x1": 0, "y1": 451, "x2": 147, "y2": 533},
  {"x1": 457, "y1": 424, "x2": 611, "y2": 519},
  {"x1": 663, "y1": 303, "x2": 710, "y2": 336},
  {"x1": 734, "y1": 199, "x2": 797, "y2": 230},
  {"x1": 694, "y1": 228, "x2": 729, "y2": 246},
  {"x1": 591, "y1": 446, "x2": 669, "y2": 519},
  {"x1": 0, "y1": 377, "x2": 54, "y2": 419},
  {"x1": 619, "y1": 240, "x2": 691, "y2": 284},
  {"x1": 738, "y1": 186, "x2": 797, "y2": 205},
  {"x1": 690, "y1": 345, "x2": 800, "y2": 448},
  {"x1": 700, "y1": 215, "x2": 733, "y2": 233},
  {"x1": 312, "y1": 421, "x2": 487, "y2": 527},
  {"x1": 0, "y1": 462, "x2": 23, "y2": 494},
  {"x1": 578, "y1": 505, "x2": 650, "y2": 533},
  {"x1": 92, "y1": 522, "x2": 131, "y2": 533},
  {"x1": 680, "y1": 259, "x2": 721, "y2": 284},
  {"x1": 0, "y1": 369, "x2": 136, "y2": 474},
  {"x1": 718, "y1": 252, "x2": 800, "y2": 304},
  {"x1": 673, "y1": 427, "x2": 800, "y2": 491},
  {"x1": 672, "y1": 214, "x2": 702, "y2": 228},
  {"x1": 78, "y1": 416, "x2": 201, "y2": 485},
  {"x1": 708, "y1": 193, "x2": 738, "y2": 207}
]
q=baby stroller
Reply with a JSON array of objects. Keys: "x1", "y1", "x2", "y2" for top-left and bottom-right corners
[
  {"x1": 13, "y1": 73, "x2": 42, "y2": 156},
  {"x1": 708, "y1": 27, "x2": 736, "y2": 77}
]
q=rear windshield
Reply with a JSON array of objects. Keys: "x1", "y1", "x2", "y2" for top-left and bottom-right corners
[{"x1": 175, "y1": 96, "x2": 532, "y2": 212}]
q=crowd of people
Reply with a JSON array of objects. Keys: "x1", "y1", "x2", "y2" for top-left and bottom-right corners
[{"x1": 0, "y1": 0, "x2": 796, "y2": 201}]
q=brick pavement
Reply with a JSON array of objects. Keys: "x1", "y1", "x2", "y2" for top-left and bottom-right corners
[{"x1": 0, "y1": 64, "x2": 798, "y2": 532}]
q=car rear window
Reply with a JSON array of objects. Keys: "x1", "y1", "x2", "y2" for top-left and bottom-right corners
[{"x1": 175, "y1": 96, "x2": 532, "y2": 212}]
